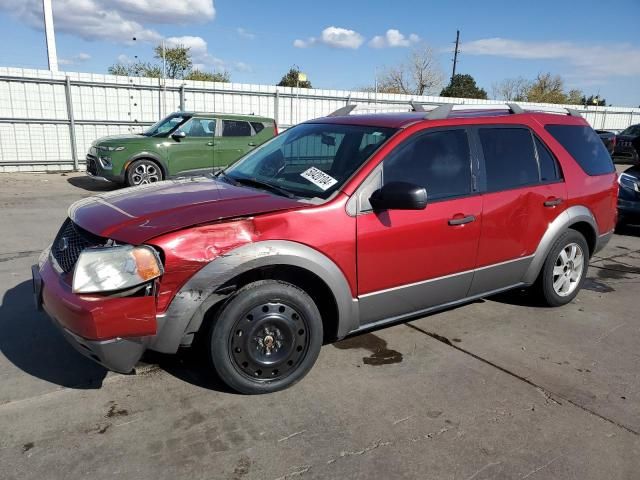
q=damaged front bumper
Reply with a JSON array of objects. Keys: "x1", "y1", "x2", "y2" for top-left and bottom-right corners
[{"x1": 32, "y1": 259, "x2": 156, "y2": 373}]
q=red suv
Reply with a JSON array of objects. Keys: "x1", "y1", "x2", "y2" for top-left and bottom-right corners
[{"x1": 33, "y1": 103, "x2": 617, "y2": 394}]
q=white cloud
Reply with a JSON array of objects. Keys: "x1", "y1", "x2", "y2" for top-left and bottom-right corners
[
  {"x1": 463, "y1": 37, "x2": 640, "y2": 79},
  {"x1": 166, "y1": 35, "x2": 250, "y2": 73},
  {"x1": 294, "y1": 26, "x2": 364, "y2": 49},
  {"x1": 236, "y1": 27, "x2": 255, "y2": 40},
  {"x1": 58, "y1": 52, "x2": 91, "y2": 65},
  {"x1": 0, "y1": 0, "x2": 215, "y2": 43},
  {"x1": 369, "y1": 29, "x2": 420, "y2": 48},
  {"x1": 293, "y1": 38, "x2": 310, "y2": 48}
]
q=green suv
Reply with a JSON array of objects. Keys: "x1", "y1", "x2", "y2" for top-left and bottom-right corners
[{"x1": 86, "y1": 112, "x2": 277, "y2": 186}]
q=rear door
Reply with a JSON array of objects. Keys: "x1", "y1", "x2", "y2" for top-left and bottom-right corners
[
  {"x1": 215, "y1": 119, "x2": 254, "y2": 168},
  {"x1": 468, "y1": 126, "x2": 566, "y2": 295},
  {"x1": 356, "y1": 127, "x2": 483, "y2": 325},
  {"x1": 166, "y1": 117, "x2": 216, "y2": 176}
]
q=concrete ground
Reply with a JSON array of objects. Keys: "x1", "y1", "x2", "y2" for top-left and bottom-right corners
[{"x1": 0, "y1": 172, "x2": 638, "y2": 480}]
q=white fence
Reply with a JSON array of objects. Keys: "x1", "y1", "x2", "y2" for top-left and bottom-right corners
[{"x1": 1, "y1": 67, "x2": 639, "y2": 172}]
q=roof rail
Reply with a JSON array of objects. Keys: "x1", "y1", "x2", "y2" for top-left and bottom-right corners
[{"x1": 326, "y1": 101, "x2": 582, "y2": 119}]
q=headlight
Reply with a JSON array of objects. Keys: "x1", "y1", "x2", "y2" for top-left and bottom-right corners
[
  {"x1": 97, "y1": 145, "x2": 125, "y2": 152},
  {"x1": 72, "y1": 245, "x2": 163, "y2": 294},
  {"x1": 618, "y1": 173, "x2": 640, "y2": 193}
]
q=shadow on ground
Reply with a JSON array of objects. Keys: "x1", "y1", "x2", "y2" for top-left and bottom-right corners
[
  {"x1": 0, "y1": 280, "x2": 107, "y2": 391},
  {"x1": 66, "y1": 176, "x2": 119, "y2": 193},
  {"x1": 615, "y1": 222, "x2": 640, "y2": 238}
]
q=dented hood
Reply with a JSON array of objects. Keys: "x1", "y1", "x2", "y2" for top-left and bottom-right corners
[{"x1": 69, "y1": 177, "x2": 302, "y2": 244}]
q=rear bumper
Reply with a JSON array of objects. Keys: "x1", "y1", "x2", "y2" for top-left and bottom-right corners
[{"x1": 33, "y1": 259, "x2": 156, "y2": 373}]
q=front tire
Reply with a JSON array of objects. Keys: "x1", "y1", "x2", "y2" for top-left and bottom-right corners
[
  {"x1": 208, "y1": 280, "x2": 323, "y2": 394},
  {"x1": 126, "y1": 159, "x2": 163, "y2": 186},
  {"x1": 537, "y1": 230, "x2": 589, "y2": 307}
]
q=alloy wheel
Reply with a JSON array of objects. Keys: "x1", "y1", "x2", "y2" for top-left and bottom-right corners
[
  {"x1": 552, "y1": 242, "x2": 585, "y2": 297},
  {"x1": 131, "y1": 163, "x2": 160, "y2": 185}
]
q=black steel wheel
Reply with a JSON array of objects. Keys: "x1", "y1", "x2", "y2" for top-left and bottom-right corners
[{"x1": 208, "y1": 280, "x2": 323, "y2": 394}]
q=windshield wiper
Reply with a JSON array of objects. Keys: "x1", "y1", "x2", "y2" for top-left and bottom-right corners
[{"x1": 232, "y1": 177, "x2": 296, "y2": 198}]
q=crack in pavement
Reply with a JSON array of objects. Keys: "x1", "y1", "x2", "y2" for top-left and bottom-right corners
[
  {"x1": 405, "y1": 323, "x2": 639, "y2": 437},
  {"x1": 0, "y1": 250, "x2": 42, "y2": 263}
]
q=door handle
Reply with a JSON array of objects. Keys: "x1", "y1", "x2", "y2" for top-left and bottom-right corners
[
  {"x1": 207, "y1": 141, "x2": 215, "y2": 146},
  {"x1": 448, "y1": 215, "x2": 476, "y2": 226},
  {"x1": 248, "y1": 142, "x2": 256, "y2": 147},
  {"x1": 544, "y1": 197, "x2": 563, "y2": 207}
]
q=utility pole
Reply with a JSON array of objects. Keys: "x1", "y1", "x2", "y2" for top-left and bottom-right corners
[
  {"x1": 42, "y1": 0, "x2": 58, "y2": 72},
  {"x1": 451, "y1": 29, "x2": 460, "y2": 83}
]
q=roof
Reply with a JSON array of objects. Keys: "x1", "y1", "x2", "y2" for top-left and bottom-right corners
[{"x1": 181, "y1": 112, "x2": 274, "y2": 121}]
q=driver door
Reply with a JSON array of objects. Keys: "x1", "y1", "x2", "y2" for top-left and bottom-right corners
[
  {"x1": 166, "y1": 117, "x2": 216, "y2": 176},
  {"x1": 356, "y1": 128, "x2": 482, "y2": 325}
]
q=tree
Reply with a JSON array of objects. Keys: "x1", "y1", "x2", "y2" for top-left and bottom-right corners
[
  {"x1": 277, "y1": 67, "x2": 312, "y2": 88},
  {"x1": 581, "y1": 94, "x2": 606, "y2": 106},
  {"x1": 108, "y1": 61, "x2": 162, "y2": 78},
  {"x1": 108, "y1": 43, "x2": 230, "y2": 82},
  {"x1": 185, "y1": 70, "x2": 231, "y2": 82},
  {"x1": 566, "y1": 89, "x2": 584, "y2": 105},
  {"x1": 491, "y1": 77, "x2": 530, "y2": 101},
  {"x1": 440, "y1": 73, "x2": 487, "y2": 99},
  {"x1": 154, "y1": 45, "x2": 192, "y2": 79},
  {"x1": 373, "y1": 45, "x2": 443, "y2": 95},
  {"x1": 525, "y1": 73, "x2": 569, "y2": 104}
]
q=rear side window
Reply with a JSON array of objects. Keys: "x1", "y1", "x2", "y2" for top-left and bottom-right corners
[
  {"x1": 535, "y1": 137, "x2": 562, "y2": 182},
  {"x1": 222, "y1": 120, "x2": 252, "y2": 137},
  {"x1": 384, "y1": 129, "x2": 472, "y2": 201},
  {"x1": 545, "y1": 125, "x2": 615, "y2": 176},
  {"x1": 479, "y1": 128, "x2": 539, "y2": 192},
  {"x1": 251, "y1": 122, "x2": 265, "y2": 134}
]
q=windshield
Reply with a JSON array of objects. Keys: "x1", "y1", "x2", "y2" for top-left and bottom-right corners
[
  {"x1": 143, "y1": 114, "x2": 191, "y2": 137},
  {"x1": 223, "y1": 123, "x2": 396, "y2": 200}
]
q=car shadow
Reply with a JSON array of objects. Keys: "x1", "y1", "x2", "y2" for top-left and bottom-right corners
[
  {"x1": 66, "y1": 176, "x2": 119, "y2": 192},
  {"x1": 615, "y1": 221, "x2": 640, "y2": 237},
  {"x1": 487, "y1": 287, "x2": 548, "y2": 308},
  {"x1": 0, "y1": 280, "x2": 108, "y2": 390},
  {"x1": 141, "y1": 347, "x2": 235, "y2": 394}
]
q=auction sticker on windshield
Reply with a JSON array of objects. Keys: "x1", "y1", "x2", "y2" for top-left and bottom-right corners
[{"x1": 300, "y1": 166, "x2": 338, "y2": 191}]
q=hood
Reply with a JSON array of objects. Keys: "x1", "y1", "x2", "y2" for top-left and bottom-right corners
[
  {"x1": 93, "y1": 134, "x2": 147, "y2": 145},
  {"x1": 69, "y1": 177, "x2": 304, "y2": 244}
]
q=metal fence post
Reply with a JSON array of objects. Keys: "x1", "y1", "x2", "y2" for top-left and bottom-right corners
[
  {"x1": 179, "y1": 84, "x2": 185, "y2": 111},
  {"x1": 64, "y1": 76, "x2": 79, "y2": 171},
  {"x1": 274, "y1": 90, "x2": 279, "y2": 125}
]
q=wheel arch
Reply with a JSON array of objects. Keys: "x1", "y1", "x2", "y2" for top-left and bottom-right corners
[
  {"x1": 149, "y1": 240, "x2": 358, "y2": 354},
  {"x1": 522, "y1": 205, "x2": 598, "y2": 284}
]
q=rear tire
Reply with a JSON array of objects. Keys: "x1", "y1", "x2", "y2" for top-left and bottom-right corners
[
  {"x1": 126, "y1": 159, "x2": 163, "y2": 187},
  {"x1": 207, "y1": 280, "x2": 323, "y2": 394},
  {"x1": 536, "y1": 230, "x2": 589, "y2": 307}
]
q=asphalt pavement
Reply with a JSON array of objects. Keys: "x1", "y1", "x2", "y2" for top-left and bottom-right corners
[{"x1": 0, "y1": 172, "x2": 638, "y2": 479}]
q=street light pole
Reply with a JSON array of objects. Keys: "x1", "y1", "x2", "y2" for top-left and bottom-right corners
[{"x1": 42, "y1": 0, "x2": 58, "y2": 72}]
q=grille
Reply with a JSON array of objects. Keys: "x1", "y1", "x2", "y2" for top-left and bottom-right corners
[{"x1": 51, "y1": 219, "x2": 105, "y2": 273}]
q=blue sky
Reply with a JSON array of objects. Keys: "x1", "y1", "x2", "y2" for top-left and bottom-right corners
[{"x1": 0, "y1": 0, "x2": 639, "y2": 106}]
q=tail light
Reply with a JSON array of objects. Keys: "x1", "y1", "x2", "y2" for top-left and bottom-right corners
[
  {"x1": 612, "y1": 136, "x2": 617, "y2": 148},
  {"x1": 273, "y1": 121, "x2": 279, "y2": 136}
]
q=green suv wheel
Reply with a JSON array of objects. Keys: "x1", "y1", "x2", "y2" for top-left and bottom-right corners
[{"x1": 126, "y1": 159, "x2": 163, "y2": 186}]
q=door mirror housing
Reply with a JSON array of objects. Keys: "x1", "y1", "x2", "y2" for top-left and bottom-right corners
[
  {"x1": 370, "y1": 181, "x2": 428, "y2": 211},
  {"x1": 171, "y1": 130, "x2": 187, "y2": 141}
]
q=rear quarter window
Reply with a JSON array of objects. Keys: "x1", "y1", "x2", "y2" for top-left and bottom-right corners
[{"x1": 545, "y1": 125, "x2": 615, "y2": 176}]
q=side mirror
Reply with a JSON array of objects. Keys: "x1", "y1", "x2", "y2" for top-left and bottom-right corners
[
  {"x1": 370, "y1": 181, "x2": 427, "y2": 211},
  {"x1": 171, "y1": 131, "x2": 187, "y2": 141}
]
